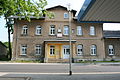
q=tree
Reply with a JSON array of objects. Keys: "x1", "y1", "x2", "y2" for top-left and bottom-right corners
[{"x1": 0, "y1": 0, "x2": 48, "y2": 60}]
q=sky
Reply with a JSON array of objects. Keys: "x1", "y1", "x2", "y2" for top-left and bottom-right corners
[{"x1": 0, "y1": 0, "x2": 120, "y2": 42}]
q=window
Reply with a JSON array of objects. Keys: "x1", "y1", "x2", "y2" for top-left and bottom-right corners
[
  {"x1": 77, "y1": 26, "x2": 82, "y2": 35},
  {"x1": 64, "y1": 13, "x2": 69, "y2": 19},
  {"x1": 63, "y1": 26, "x2": 69, "y2": 35},
  {"x1": 35, "y1": 45, "x2": 41, "y2": 55},
  {"x1": 90, "y1": 45, "x2": 97, "y2": 55},
  {"x1": 77, "y1": 45, "x2": 83, "y2": 55},
  {"x1": 21, "y1": 45, "x2": 27, "y2": 55},
  {"x1": 108, "y1": 45, "x2": 114, "y2": 55},
  {"x1": 90, "y1": 26, "x2": 95, "y2": 35},
  {"x1": 50, "y1": 46, "x2": 55, "y2": 55},
  {"x1": 35, "y1": 26, "x2": 42, "y2": 35},
  {"x1": 21, "y1": 25, "x2": 28, "y2": 35},
  {"x1": 50, "y1": 25, "x2": 55, "y2": 35}
]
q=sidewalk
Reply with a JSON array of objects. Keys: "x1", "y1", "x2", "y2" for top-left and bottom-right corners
[{"x1": 0, "y1": 61, "x2": 120, "y2": 66}]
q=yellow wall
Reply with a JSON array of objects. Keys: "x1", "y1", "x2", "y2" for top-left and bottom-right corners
[{"x1": 47, "y1": 43, "x2": 69, "y2": 59}]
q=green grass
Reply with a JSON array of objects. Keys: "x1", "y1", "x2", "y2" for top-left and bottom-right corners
[
  {"x1": 10, "y1": 60, "x2": 42, "y2": 63},
  {"x1": 77, "y1": 61, "x2": 120, "y2": 63}
]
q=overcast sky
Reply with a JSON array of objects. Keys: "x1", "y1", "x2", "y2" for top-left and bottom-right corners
[{"x1": 0, "y1": 0, "x2": 120, "y2": 42}]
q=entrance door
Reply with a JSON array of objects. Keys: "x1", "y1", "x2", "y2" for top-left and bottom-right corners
[{"x1": 63, "y1": 45, "x2": 70, "y2": 59}]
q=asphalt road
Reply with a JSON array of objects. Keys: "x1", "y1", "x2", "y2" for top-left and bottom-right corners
[
  {"x1": 0, "y1": 63, "x2": 120, "y2": 80},
  {"x1": 0, "y1": 63, "x2": 120, "y2": 73}
]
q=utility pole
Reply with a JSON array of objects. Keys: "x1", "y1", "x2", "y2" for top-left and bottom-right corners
[{"x1": 68, "y1": 3, "x2": 72, "y2": 75}]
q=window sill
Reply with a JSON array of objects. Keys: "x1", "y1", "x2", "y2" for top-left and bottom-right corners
[
  {"x1": 36, "y1": 54, "x2": 41, "y2": 56},
  {"x1": 63, "y1": 35, "x2": 69, "y2": 36},
  {"x1": 76, "y1": 35, "x2": 83, "y2": 37},
  {"x1": 49, "y1": 34, "x2": 56, "y2": 36},
  {"x1": 20, "y1": 54, "x2": 27, "y2": 56},
  {"x1": 89, "y1": 35, "x2": 96, "y2": 37},
  {"x1": 90, "y1": 54, "x2": 97, "y2": 56},
  {"x1": 21, "y1": 34, "x2": 28, "y2": 36},
  {"x1": 35, "y1": 34, "x2": 42, "y2": 36}
]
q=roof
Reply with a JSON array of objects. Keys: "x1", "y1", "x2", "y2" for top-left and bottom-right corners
[
  {"x1": 78, "y1": 0, "x2": 120, "y2": 23},
  {"x1": 0, "y1": 41, "x2": 7, "y2": 48},
  {"x1": 46, "y1": 5, "x2": 77, "y2": 15},
  {"x1": 104, "y1": 31, "x2": 120, "y2": 38}
]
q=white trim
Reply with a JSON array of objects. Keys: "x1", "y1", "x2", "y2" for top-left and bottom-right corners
[
  {"x1": 35, "y1": 44, "x2": 41, "y2": 55},
  {"x1": 20, "y1": 45, "x2": 27, "y2": 55},
  {"x1": 64, "y1": 12, "x2": 69, "y2": 19},
  {"x1": 108, "y1": 45, "x2": 114, "y2": 56},
  {"x1": 21, "y1": 25, "x2": 28, "y2": 35},
  {"x1": 77, "y1": 26, "x2": 82, "y2": 35},
  {"x1": 35, "y1": 25, "x2": 42, "y2": 35},
  {"x1": 49, "y1": 25, "x2": 55, "y2": 35},
  {"x1": 90, "y1": 26, "x2": 95, "y2": 36},
  {"x1": 63, "y1": 25, "x2": 69, "y2": 35},
  {"x1": 90, "y1": 45, "x2": 97, "y2": 55},
  {"x1": 77, "y1": 45, "x2": 83, "y2": 56}
]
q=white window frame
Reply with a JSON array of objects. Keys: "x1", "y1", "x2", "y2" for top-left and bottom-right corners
[
  {"x1": 77, "y1": 45, "x2": 83, "y2": 55},
  {"x1": 90, "y1": 26, "x2": 95, "y2": 36},
  {"x1": 50, "y1": 46, "x2": 55, "y2": 55},
  {"x1": 21, "y1": 25, "x2": 28, "y2": 35},
  {"x1": 90, "y1": 45, "x2": 97, "y2": 55},
  {"x1": 77, "y1": 26, "x2": 82, "y2": 35},
  {"x1": 35, "y1": 45, "x2": 41, "y2": 55},
  {"x1": 108, "y1": 45, "x2": 114, "y2": 56},
  {"x1": 49, "y1": 25, "x2": 55, "y2": 35},
  {"x1": 64, "y1": 13, "x2": 69, "y2": 19},
  {"x1": 63, "y1": 26, "x2": 69, "y2": 35},
  {"x1": 20, "y1": 45, "x2": 27, "y2": 55},
  {"x1": 35, "y1": 26, "x2": 42, "y2": 35}
]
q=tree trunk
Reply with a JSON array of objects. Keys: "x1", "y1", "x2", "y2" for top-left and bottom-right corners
[
  {"x1": 8, "y1": 26, "x2": 12, "y2": 60},
  {"x1": 5, "y1": 15, "x2": 12, "y2": 60}
]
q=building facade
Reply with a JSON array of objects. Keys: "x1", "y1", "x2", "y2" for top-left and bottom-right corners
[
  {"x1": 12, "y1": 5, "x2": 119, "y2": 62},
  {"x1": 104, "y1": 31, "x2": 120, "y2": 61},
  {"x1": 0, "y1": 41, "x2": 7, "y2": 59}
]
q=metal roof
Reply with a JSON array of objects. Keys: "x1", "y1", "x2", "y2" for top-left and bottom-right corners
[
  {"x1": 104, "y1": 31, "x2": 120, "y2": 38},
  {"x1": 78, "y1": 0, "x2": 120, "y2": 23}
]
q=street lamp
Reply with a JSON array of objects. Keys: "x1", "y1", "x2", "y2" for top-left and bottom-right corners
[{"x1": 68, "y1": 3, "x2": 72, "y2": 75}]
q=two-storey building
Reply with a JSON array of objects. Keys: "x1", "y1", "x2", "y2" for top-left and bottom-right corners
[{"x1": 12, "y1": 5, "x2": 105, "y2": 62}]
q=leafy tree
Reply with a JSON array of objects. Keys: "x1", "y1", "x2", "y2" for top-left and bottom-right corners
[{"x1": 0, "y1": 0, "x2": 49, "y2": 60}]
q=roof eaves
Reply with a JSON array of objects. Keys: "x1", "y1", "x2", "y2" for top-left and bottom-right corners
[
  {"x1": 0, "y1": 41, "x2": 7, "y2": 48},
  {"x1": 77, "y1": 0, "x2": 96, "y2": 22}
]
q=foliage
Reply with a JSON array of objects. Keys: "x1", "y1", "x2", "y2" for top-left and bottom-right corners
[
  {"x1": 3, "y1": 42, "x2": 12, "y2": 48},
  {"x1": 0, "y1": 0, "x2": 50, "y2": 60},
  {"x1": 0, "y1": 0, "x2": 48, "y2": 21}
]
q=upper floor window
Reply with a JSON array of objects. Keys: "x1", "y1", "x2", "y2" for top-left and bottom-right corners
[
  {"x1": 50, "y1": 25, "x2": 55, "y2": 35},
  {"x1": 90, "y1": 45, "x2": 97, "y2": 55},
  {"x1": 35, "y1": 26, "x2": 42, "y2": 35},
  {"x1": 90, "y1": 26, "x2": 95, "y2": 36},
  {"x1": 108, "y1": 45, "x2": 114, "y2": 55},
  {"x1": 77, "y1": 45, "x2": 83, "y2": 55},
  {"x1": 21, "y1": 25, "x2": 28, "y2": 35},
  {"x1": 21, "y1": 45, "x2": 27, "y2": 55},
  {"x1": 64, "y1": 13, "x2": 69, "y2": 19},
  {"x1": 50, "y1": 46, "x2": 55, "y2": 55},
  {"x1": 77, "y1": 26, "x2": 82, "y2": 35},
  {"x1": 63, "y1": 26, "x2": 69, "y2": 35},
  {"x1": 35, "y1": 45, "x2": 41, "y2": 55}
]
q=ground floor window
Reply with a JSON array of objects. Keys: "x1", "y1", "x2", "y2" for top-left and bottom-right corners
[
  {"x1": 50, "y1": 46, "x2": 55, "y2": 55},
  {"x1": 21, "y1": 45, "x2": 27, "y2": 55},
  {"x1": 90, "y1": 45, "x2": 97, "y2": 55},
  {"x1": 77, "y1": 45, "x2": 83, "y2": 55},
  {"x1": 108, "y1": 45, "x2": 114, "y2": 55},
  {"x1": 35, "y1": 45, "x2": 41, "y2": 55}
]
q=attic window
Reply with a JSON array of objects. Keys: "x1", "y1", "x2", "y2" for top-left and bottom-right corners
[{"x1": 64, "y1": 13, "x2": 69, "y2": 19}]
